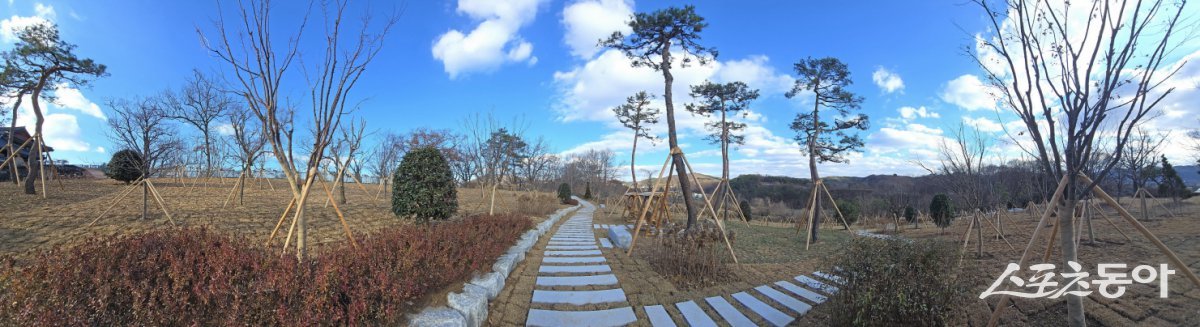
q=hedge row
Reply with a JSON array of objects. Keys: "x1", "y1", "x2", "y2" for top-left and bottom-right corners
[{"x1": 0, "y1": 214, "x2": 532, "y2": 325}]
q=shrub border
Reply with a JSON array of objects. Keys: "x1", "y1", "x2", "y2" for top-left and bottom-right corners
[{"x1": 408, "y1": 199, "x2": 582, "y2": 326}]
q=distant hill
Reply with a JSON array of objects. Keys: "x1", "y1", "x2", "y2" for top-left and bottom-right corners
[{"x1": 1177, "y1": 165, "x2": 1199, "y2": 188}]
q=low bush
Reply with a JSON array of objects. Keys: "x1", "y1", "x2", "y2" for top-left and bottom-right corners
[
  {"x1": 639, "y1": 222, "x2": 736, "y2": 290},
  {"x1": 0, "y1": 215, "x2": 532, "y2": 325},
  {"x1": 557, "y1": 183, "x2": 572, "y2": 203},
  {"x1": 513, "y1": 193, "x2": 561, "y2": 217},
  {"x1": 564, "y1": 198, "x2": 579, "y2": 206},
  {"x1": 824, "y1": 238, "x2": 972, "y2": 326},
  {"x1": 930, "y1": 194, "x2": 955, "y2": 233},
  {"x1": 835, "y1": 199, "x2": 860, "y2": 226},
  {"x1": 104, "y1": 149, "x2": 142, "y2": 183},
  {"x1": 738, "y1": 200, "x2": 752, "y2": 221}
]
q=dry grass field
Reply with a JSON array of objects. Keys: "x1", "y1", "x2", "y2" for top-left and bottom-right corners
[{"x1": 0, "y1": 178, "x2": 563, "y2": 259}]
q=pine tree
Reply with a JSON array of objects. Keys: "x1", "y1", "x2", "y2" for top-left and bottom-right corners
[
  {"x1": 1158, "y1": 155, "x2": 1193, "y2": 202},
  {"x1": 929, "y1": 194, "x2": 955, "y2": 234}
]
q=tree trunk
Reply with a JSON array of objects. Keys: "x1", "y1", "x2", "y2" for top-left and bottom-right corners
[
  {"x1": 1061, "y1": 179, "x2": 1085, "y2": 326},
  {"x1": 630, "y1": 135, "x2": 639, "y2": 192},
  {"x1": 1140, "y1": 189, "x2": 1149, "y2": 221},
  {"x1": 24, "y1": 78, "x2": 49, "y2": 196},
  {"x1": 721, "y1": 110, "x2": 730, "y2": 221},
  {"x1": 976, "y1": 214, "x2": 982, "y2": 258},
  {"x1": 660, "y1": 40, "x2": 697, "y2": 229},
  {"x1": 142, "y1": 130, "x2": 151, "y2": 220},
  {"x1": 7, "y1": 95, "x2": 21, "y2": 185},
  {"x1": 808, "y1": 92, "x2": 822, "y2": 242}
]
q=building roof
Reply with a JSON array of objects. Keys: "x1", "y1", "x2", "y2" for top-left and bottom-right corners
[{"x1": 1, "y1": 126, "x2": 54, "y2": 153}]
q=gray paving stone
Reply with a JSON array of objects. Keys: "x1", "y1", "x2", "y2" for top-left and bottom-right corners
[
  {"x1": 731, "y1": 292, "x2": 793, "y2": 327},
  {"x1": 547, "y1": 241, "x2": 594, "y2": 246},
  {"x1": 546, "y1": 245, "x2": 598, "y2": 250},
  {"x1": 408, "y1": 306, "x2": 466, "y2": 327},
  {"x1": 755, "y1": 285, "x2": 813, "y2": 315},
  {"x1": 531, "y1": 289, "x2": 627, "y2": 305},
  {"x1": 644, "y1": 305, "x2": 676, "y2": 327},
  {"x1": 448, "y1": 284, "x2": 489, "y2": 327},
  {"x1": 545, "y1": 249, "x2": 603, "y2": 256},
  {"x1": 598, "y1": 238, "x2": 613, "y2": 248},
  {"x1": 538, "y1": 264, "x2": 611, "y2": 274},
  {"x1": 526, "y1": 307, "x2": 637, "y2": 327},
  {"x1": 705, "y1": 296, "x2": 756, "y2": 327},
  {"x1": 775, "y1": 280, "x2": 827, "y2": 304},
  {"x1": 541, "y1": 256, "x2": 606, "y2": 264},
  {"x1": 675, "y1": 300, "x2": 718, "y2": 327},
  {"x1": 813, "y1": 271, "x2": 846, "y2": 285},
  {"x1": 795, "y1": 275, "x2": 839, "y2": 294},
  {"x1": 535, "y1": 274, "x2": 618, "y2": 287}
]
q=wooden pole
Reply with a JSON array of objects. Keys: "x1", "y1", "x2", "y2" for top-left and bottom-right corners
[
  {"x1": 819, "y1": 182, "x2": 854, "y2": 231},
  {"x1": 318, "y1": 175, "x2": 359, "y2": 248},
  {"x1": 221, "y1": 171, "x2": 247, "y2": 209},
  {"x1": 978, "y1": 211, "x2": 1017, "y2": 251},
  {"x1": 986, "y1": 174, "x2": 1069, "y2": 327},
  {"x1": 87, "y1": 177, "x2": 146, "y2": 226},
  {"x1": 144, "y1": 180, "x2": 177, "y2": 226},
  {"x1": 1089, "y1": 201, "x2": 1134, "y2": 242},
  {"x1": 803, "y1": 183, "x2": 820, "y2": 250},
  {"x1": 626, "y1": 152, "x2": 674, "y2": 256},
  {"x1": 265, "y1": 197, "x2": 297, "y2": 247},
  {"x1": 1080, "y1": 174, "x2": 1200, "y2": 290}
]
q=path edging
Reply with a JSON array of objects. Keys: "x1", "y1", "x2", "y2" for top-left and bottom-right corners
[{"x1": 409, "y1": 201, "x2": 583, "y2": 327}]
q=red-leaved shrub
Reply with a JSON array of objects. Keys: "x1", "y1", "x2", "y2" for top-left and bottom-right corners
[{"x1": 0, "y1": 214, "x2": 532, "y2": 326}]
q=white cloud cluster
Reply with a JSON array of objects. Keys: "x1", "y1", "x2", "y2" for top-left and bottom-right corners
[
  {"x1": 561, "y1": 0, "x2": 632, "y2": 59},
  {"x1": 432, "y1": 0, "x2": 546, "y2": 79},
  {"x1": 1, "y1": 2, "x2": 54, "y2": 43},
  {"x1": 962, "y1": 116, "x2": 1003, "y2": 133},
  {"x1": 50, "y1": 83, "x2": 106, "y2": 120},
  {"x1": 897, "y1": 106, "x2": 938, "y2": 121},
  {"x1": 871, "y1": 67, "x2": 904, "y2": 94},
  {"x1": 941, "y1": 74, "x2": 996, "y2": 111}
]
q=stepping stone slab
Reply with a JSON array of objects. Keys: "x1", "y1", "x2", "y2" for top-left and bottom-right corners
[
  {"x1": 542, "y1": 256, "x2": 606, "y2": 264},
  {"x1": 795, "y1": 275, "x2": 839, "y2": 294},
  {"x1": 705, "y1": 296, "x2": 756, "y2": 327},
  {"x1": 532, "y1": 289, "x2": 627, "y2": 305},
  {"x1": 755, "y1": 285, "x2": 813, "y2": 315},
  {"x1": 409, "y1": 306, "x2": 466, "y2": 327},
  {"x1": 675, "y1": 300, "x2": 718, "y2": 327},
  {"x1": 548, "y1": 241, "x2": 594, "y2": 246},
  {"x1": 546, "y1": 245, "x2": 598, "y2": 250},
  {"x1": 599, "y1": 238, "x2": 613, "y2": 248},
  {"x1": 775, "y1": 280, "x2": 828, "y2": 304},
  {"x1": 546, "y1": 250, "x2": 603, "y2": 256},
  {"x1": 539, "y1": 264, "x2": 611, "y2": 274},
  {"x1": 814, "y1": 271, "x2": 846, "y2": 285},
  {"x1": 526, "y1": 307, "x2": 637, "y2": 327},
  {"x1": 731, "y1": 292, "x2": 793, "y2": 327},
  {"x1": 535, "y1": 274, "x2": 619, "y2": 287},
  {"x1": 644, "y1": 305, "x2": 676, "y2": 327}
]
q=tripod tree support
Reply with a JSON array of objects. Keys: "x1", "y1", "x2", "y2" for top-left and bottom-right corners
[{"x1": 627, "y1": 148, "x2": 739, "y2": 265}]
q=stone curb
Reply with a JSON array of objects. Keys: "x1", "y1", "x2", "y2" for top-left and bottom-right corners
[{"x1": 409, "y1": 201, "x2": 582, "y2": 327}]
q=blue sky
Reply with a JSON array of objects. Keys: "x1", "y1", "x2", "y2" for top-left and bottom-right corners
[{"x1": 3, "y1": 0, "x2": 1198, "y2": 178}]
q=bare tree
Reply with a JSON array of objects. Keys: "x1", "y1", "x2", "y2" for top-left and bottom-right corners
[
  {"x1": 329, "y1": 119, "x2": 366, "y2": 204},
  {"x1": 972, "y1": 0, "x2": 1192, "y2": 324},
  {"x1": 366, "y1": 132, "x2": 401, "y2": 187},
  {"x1": 203, "y1": 0, "x2": 395, "y2": 261},
  {"x1": 107, "y1": 96, "x2": 181, "y2": 219},
  {"x1": 163, "y1": 70, "x2": 232, "y2": 177},
  {"x1": 1119, "y1": 128, "x2": 1165, "y2": 220},
  {"x1": 936, "y1": 122, "x2": 993, "y2": 210},
  {"x1": 228, "y1": 108, "x2": 267, "y2": 205}
]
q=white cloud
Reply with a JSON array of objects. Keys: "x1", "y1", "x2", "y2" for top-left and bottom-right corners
[
  {"x1": 431, "y1": 0, "x2": 546, "y2": 79},
  {"x1": 871, "y1": 67, "x2": 904, "y2": 94},
  {"x1": 561, "y1": 0, "x2": 632, "y2": 59},
  {"x1": 15, "y1": 111, "x2": 92, "y2": 152},
  {"x1": 962, "y1": 116, "x2": 1003, "y2": 133},
  {"x1": 33, "y1": 3, "x2": 55, "y2": 19},
  {"x1": 50, "y1": 83, "x2": 105, "y2": 120},
  {"x1": 897, "y1": 106, "x2": 938, "y2": 120},
  {"x1": 95, "y1": 146, "x2": 106, "y2": 153},
  {"x1": 1, "y1": 13, "x2": 51, "y2": 43},
  {"x1": 215, "y1": 123, "x2": 235, "y2": 136},
  {"x1": 714, "y1": 55, "x2": 794, "y2": 95},
  {"x1": 941, "y1": 74, "x2": 996, "y2": 111}
]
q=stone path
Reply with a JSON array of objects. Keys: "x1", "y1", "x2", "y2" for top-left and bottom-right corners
[
  {"x1": 525, "y1": 202, "x2": 638, "y2": 327},
  {"x1": 519, "y1": 200, "x2": 850, "y2": 326}
]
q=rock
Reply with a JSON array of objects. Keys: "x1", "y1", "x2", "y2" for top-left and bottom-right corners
[
  {"x1": 505, "y1": 246, "x2": 526, "y2": 263},
  {"x1": 493, "y1": 253, "x2": 518, "y2": 276},
  {"x1": 468, "y1": 271, "x2": 505, "y2": 299},
  {"x1": 447, "y1": 284, "x2": 489, "y2": 327},
  {"x1": 409, "y1": 306, "x2": 466, "y2": 327},
  {"x1": 608, "y1": 226, "x2": 632, "y2": 249}
]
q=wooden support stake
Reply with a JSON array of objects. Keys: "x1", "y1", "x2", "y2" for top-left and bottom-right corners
[
  {"x1": 318, "y1": 175, "x2": 359, "y2": 249},
  {"x1": 1080, "y1": 174, "x2": 1200, "y2": 291},
  {"x1": 87, "y1": 177, "x2": 146, "y2": 226},
  {"x1": 265, "y1": 198, "x2": 297, "y2": 247},
  {"x1": 144, "y1": 180, "x2": 177, "y2": 226},
  {"x1": 986, "y1": 174, "x2": 1069, "y2": 327},
  {"x1": 803, "y1": 183, "x2": 820, "y2": 250},
  {"x1": 978, "y1": 211, "x2": 1016, "y2": 251},
  {"x1": 626, "y1": 152, "x2": 674, "y2": 257},
  {"x1": 680, "y1": 152, "x2": 739, "y2": 265},
  {"x1": 1090, "y1": 201, "x2": 1134, "y2": 242},
  {"x1": 820, "y1": 182, "x2": 854, "y2": 232}
]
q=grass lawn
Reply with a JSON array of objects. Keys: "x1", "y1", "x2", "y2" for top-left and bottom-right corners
[{"x1": 727, "y1": 222, "x2": 855, "y2": 264}]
